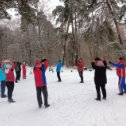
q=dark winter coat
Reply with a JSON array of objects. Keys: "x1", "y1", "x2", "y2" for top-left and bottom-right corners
[
  {"x1": 15, "y1": 62, "x2": 21, "y2": 72},
  {"x1": 91, "y1": 61, "x2": 107, "y2": 85}
]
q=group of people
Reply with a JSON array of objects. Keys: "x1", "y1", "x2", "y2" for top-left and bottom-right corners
[
  {"x1": 54, "y1": 57, "x2": 107, "y2": 101},
  {"x1": 87, "y1": 57, "x2": 126, "y2": 101},
  {"x1": 1, "y1": 57, "x2": 126, "y2": 108},
  {"x1": 0, "y1": 60, "x2": 26, "y2": 103},
  {"x1": 55, "y1": 58, "x2": 84, "y2": 83},
  {"x1": 55, "y1": 57, "x2": 126, "y2": 102}
]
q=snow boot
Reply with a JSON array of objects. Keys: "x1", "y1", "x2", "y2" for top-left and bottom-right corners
[
  {"x1": 1, "y1": 95, "x2": 7, "y2": 98},
  {"x1": 8, "y1": 99, "x2": 16, "y2": 103},
  {"x1": 45, "y1": 104, "x2": 50, "y2": 108},
  {"x1": 95, "y1": 98, "x2": 101, "y2": 101},
  {"x1": 103, "y1": 97, "x2": 106, "y2": 100},
  {"x1": 118, "y1": 93, "x2": 123, "y2": 95}
]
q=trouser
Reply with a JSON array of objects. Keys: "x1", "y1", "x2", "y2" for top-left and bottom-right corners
[
  {"x1": 6, "y1": 82, "x2": 14, "y2": 100},
  {"x1": 1, "y1": 81, "x2": 6, "y2": 97},
  {"x1": 16, "y1": 71, "x2": 21, "y2": 81},
  {"x1": 57, "y1": 72, "x2": 61, "y2": 81},
  {"x1": 95, "y1": 83, "x2": 106, "y2": 99},
  {"x1": 36, "y1": 86, "x2": 48, "y2": 106},
  {"x1": 78, "y1": 71, "x2": 83, "y2": 82},
  {"x1": 19, "y1": 70, "x2": 21, "y2": 80},
  {"x1": 22, "y1": 70, "x2": 26, "y2": 79},
  {"x1": 118, "y1": 77, "x2": 126, "y2": 93}
]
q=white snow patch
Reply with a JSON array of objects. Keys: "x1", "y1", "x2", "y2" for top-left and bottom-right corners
[{"x1": 0, "y1": 67, "x2": 126, "y2": 126}]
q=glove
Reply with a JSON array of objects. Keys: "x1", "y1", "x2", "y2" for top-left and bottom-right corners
[{"x1": 109, "y1": 61, "x2": 112, "y2": 64}]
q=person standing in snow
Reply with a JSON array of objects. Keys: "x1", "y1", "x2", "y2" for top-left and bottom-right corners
[
  {"x1": 77, "y1": 58, "x2": 84, "y2": 83},
  {"x1": 4, "y1": 60, "x2": 15, "y2": 103},
  {"x1": 91, "y1": 57, "x2": 107, "y2": 101},
  {"x1": 15, "y1": 61, "x2": 21, "y2": 83},
  {"x1": 22, "y1": 61, "x2": 26, "y2": 79},
  {"x1": 109, "y1": 57, "x2": 126, "y2": 95},
  {"x1": 0, "y1": 61, "x2": 6, "y2": 98},
  {"x1": 33, "y1": 59, "x2": 50, "y2": 108},
  {"x1": 56, "y1": 60, "x2": 63, "y2": 82}
]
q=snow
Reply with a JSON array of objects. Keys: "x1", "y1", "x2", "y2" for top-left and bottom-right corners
[{"x1": 0, "y1": 67, "x2": 126, "y2": 126}]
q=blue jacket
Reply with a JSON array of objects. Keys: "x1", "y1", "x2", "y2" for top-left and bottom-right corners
[
  {"x1": 111, "y1": 63, "x2": 124, "y2": 68},
  {"x1": 0, "y1": 68, "x2": 6, "y2": 82},
  {"x1": 56, "y1": 61, "x2": 63, "y2": 72},
  {"x1": 111, "y1": 63, "x2": 126, "y2": 77}
]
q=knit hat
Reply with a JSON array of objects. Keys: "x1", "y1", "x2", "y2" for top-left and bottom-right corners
[
  {"x1": 95, "y1": 57, "x2": 101, "y2": 61},
  {"x1": 119, "y1": 57, "x2": 123, "y2": 60},
  {"x1": 41, "y1": 59, "x2": 47, "y2": 63}
]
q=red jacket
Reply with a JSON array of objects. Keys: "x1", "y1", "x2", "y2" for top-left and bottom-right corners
[
  {"x1": 33, "y1": 60, "x2": 48, "y2": 87},
  {"x1": 22, "y1": 63, "x2": 26, "y2": 78},
  {"x1": 22, "y1": 64, "x2": 26, "y2": 72},
  {"x1": 116, "y1": 60, "x2": 126, "y2": 77},
  {"x1": 5, "y1": 61, "x2": 15, "y2": 82},
  {"x1": 77, "y1": 60, "x2": 84, "y2": 72}
]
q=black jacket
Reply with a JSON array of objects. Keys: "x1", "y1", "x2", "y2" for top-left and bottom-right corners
[{"x1": 91, "y1": 62, "x2": 107, "y2": 85}]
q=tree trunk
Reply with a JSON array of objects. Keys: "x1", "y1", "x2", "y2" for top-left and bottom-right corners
[
  {"x1": 62, "y1": 18, "x2": 70, "y2": 65},
  {"x1": 106, "y1": 0, "x2": 123, "y2": 45}
]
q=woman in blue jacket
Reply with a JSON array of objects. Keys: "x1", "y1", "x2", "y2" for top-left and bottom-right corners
[
  {"x1": 0, "y1": 62, "x2": 6, "y2": 98},
  {"x1": 56, "y1": 60, "x2": 63, "y2": 82}
]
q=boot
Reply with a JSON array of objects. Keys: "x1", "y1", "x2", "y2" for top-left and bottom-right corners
[
  {"x1": 1, "y1": 95, "x2": 7, "y2": 98},
  {"x1": 45, "y1": 104, "x2": 50, "y2": 108},
  {"x1": 118, "y1": 93, "x2": 123, "y2": 95},
  {"x1": 8, "y1": 99, "x2": 16, "y2": 103},
  {"x1": 95, "y1": 98, "x2": 101, "y2": 101}
]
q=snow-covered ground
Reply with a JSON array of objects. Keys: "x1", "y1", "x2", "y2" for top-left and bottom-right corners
[{"x1": 0, "y1": 67, "x2": 126, "y2": 126}]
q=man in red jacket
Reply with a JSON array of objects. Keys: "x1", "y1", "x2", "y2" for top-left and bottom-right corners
[
  {"x1": 33, "y1": 59, "x2": 50, "y2": 108},
  {"x1": 77, "y1": 58, "x2": 84, "y2": 83},
  {"x1": 115, "y1": 57, "x2": 126, "y2": 95}
]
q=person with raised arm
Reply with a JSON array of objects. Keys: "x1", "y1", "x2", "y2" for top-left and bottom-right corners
[
  {"x1": 91, "y1": 57, "x2": 107, "y2": 101},
  {"x1": 33, "y1": 59, "x2": 50, "y2": 108}
]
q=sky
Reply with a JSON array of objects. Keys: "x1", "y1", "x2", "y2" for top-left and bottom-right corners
[
  {"x1": 39, "y1": 0, "x2": 63, "y2": 25},
  {"x1": 8, "y1": 0, "x2": 63, "y2": 19},
  {"x1": 45, "y1": 0, "x2": 63, "y2": 12}
]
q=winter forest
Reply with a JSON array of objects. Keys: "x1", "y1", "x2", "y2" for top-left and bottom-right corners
[
  {"x1": 1, "y1": 1, "x2": 126, "y2": 126},
  {"x1": 0, "y1": 0, "x2": 126, "y2": 66}
]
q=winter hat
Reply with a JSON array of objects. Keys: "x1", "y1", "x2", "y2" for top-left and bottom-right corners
[
  {"x1": 95, "y1": 57, "x2": 101, "y2": 61},
  {"x1": 119, "y1": 57, "x2": 123, "y2": 60},
  {"x1": 96, "y1": 60, "x2": 105, "y2": 67},
  {"x1": 41, "y1": 59, "x2": 47, "y2": 63}
]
